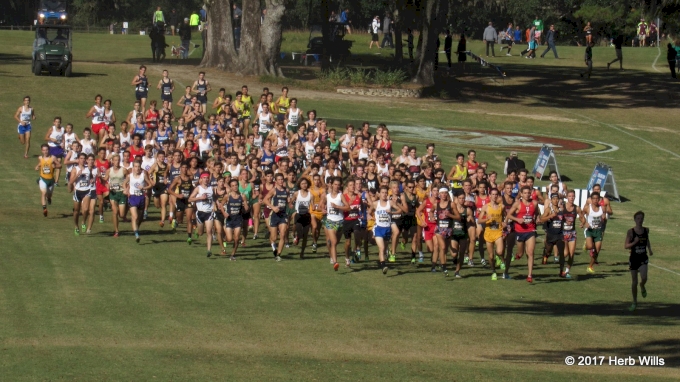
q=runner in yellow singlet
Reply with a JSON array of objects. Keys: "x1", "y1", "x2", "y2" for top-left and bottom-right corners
[
  {"x1": 36, "y1": 143, "x2": 61, "y2": 217},
  {"x1": 478, "y1": 188, "x2": 506, "y2": 280},
  {"x1": 448, "y1": 153, "x2": 468, "y2": 190},
  {"x1": 240, "y1": 85, "x2": 253, "y2": 136},
  {"x1": 275, "y1": 86, "x2": 290, "y2": 123},
  {"x1": 309, "y1": 174, "x2": 325, "y2": 253}
]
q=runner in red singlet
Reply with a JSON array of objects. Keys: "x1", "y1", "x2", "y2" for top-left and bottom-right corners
[{"x1": 507, "y1": 186, "x2": 541, "y2": 282}]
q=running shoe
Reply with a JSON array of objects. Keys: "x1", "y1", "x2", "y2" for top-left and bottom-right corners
[
  {"x1": 418, "y1": 256, "x2": 423, "y2": 263},
  {"x1": 468, "y1": 260, "x2": 474, "y2": 267},
  {"x1": 500, "y1": 262, "x2": 506, "y2": 270},
  {"x1": 159, "y1": 220, "x2": 165, "y2": 228},
  {"x1": 187, "y1": 237, "x2": 192, "y2": 245},
  {"x1": 431, "y1": 267, "x2": 437, "y2": 273},
  {"x1": 171, "y1": 219, "x2": 177, "y2": 229},
  {"x1": 502, "y1": 273, "x2": 511, "y2": 280},
  {"x1": 193, "y1": 230, "x2": 198, "y2": 240},
  {"x1": 207, "y1": 251, "x2": 212, "y2": 258},
  {"x1": 74, "y1": 228, "x2": 80, "y2": 236},
  {"x1": 47, "y1": 197, "x2": 52, "y2": 205},
  {"x1": 81, "y1": 224, "x2": 86, "y2": 231},
  {"x1": 463, "y1": 256, "x2": 469, "y2": 263},
  {"x1": 491, "y1": 272, "x2": 497, "y2": 281},
  {"x1": 355, "y1": 249, "x2": 361, "y2": 262},
  {"x1": 526, "y1": 275, "x2": 533, "y2": 283},
  {"x1": 113, "y1": 232, "x2": 119, "y2": 238},
  {"x1": 85, "y1": 230, "x2": 91, "y2": 234},
  {"x1": 143, "y1": 210, "x2": 148, "y2": 220},
  {"x1": 411, "y1": 258, "x2": 416, "y2": 264},
  {"x1": 230, "y1": 256, "x2": 236, "y2": 261},
  {"x1": 345, "y1": 259, "x2": 351, "y2": 268},
  {"x1": 554, "y1": 257, "x2": 559, "y2": 264},
  {"x1": 275, "y1": 256, "x2": 282, "y2": 262},
  {"x1": 312, "y1": 243, "x2": 317, "y2": 253},
  {"x1": 641, "y1": 286, "x2": 647, "y2": 298},
  {"x1": 495, "y1": 256, "x2": 502, "y2": 268},
  {"x1": 542, "y1": 256, "x2": 548, "y2": 265},
  {"x1": 400, "y1": 242, "x2": 405, "y2": 251},
  {"x1": 135, "y1": 233, "x2": 140, "y2": 243},
  {"x1": 480, "y1": 258, "x2": 487, "y2": 267},
  {"x1": 388, "y1": 254, "x2": 396, "y2": 263},
  {"x1": 293, "y1": 236, "x2": 299, "y2": 246},
  {"x1": 43, "y1": 208, "x2": 48, "y2": 217},
  {"x1": 629, "y1": 303, "x2": 637, "y2": 312},
  {"x1": 514, "y1": 253, "x2": 522, "y2": 261},
  {"x1": 443, "y1": 269, "x2": 449, "y2": 277},
  {"x1": 253, "y1": 234, "x2": 258, "y2": 240},
  {"x1": 99, "y1": 216, "x2": 104, "y2": 224},
  {"x1": 560, "y1": 271, "x2": 567, "y2": 278},
  {"x1": 285, "y1": 244, "x2": 290, "y2": 248},
  {"x1": 511, "y1": 254, "x2": 516, "y2": 262},
  {"x1": 382, "y1": 265, "x2": 389, "y2": 275},
  {"x1": 271, "y1": 243, "x2": 276, "y2": 251},
  {"x1": 454, "y1": 272, "x2": 462, "y2": 278},
  {"x1": 587, "y1": 267, "x2": 595, "y2": 274},
  {"x1": 221, "y1": 249, "x2": 227, "y2": 256},
  {"x1": 223, "y1": 242, "x2": 227, "y2": 248}
]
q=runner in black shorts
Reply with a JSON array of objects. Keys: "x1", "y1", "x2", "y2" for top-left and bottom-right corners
[
  {"x1": 541, "y1": 193, "x2": 567, "y2": 278},
  {"x1": 625, "y1": 211, "x2": 653, "y2": 312}
]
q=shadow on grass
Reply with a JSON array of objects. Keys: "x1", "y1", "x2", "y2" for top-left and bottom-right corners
[
  {"x1": 496, "y1": 339, "x2": 680, "y2": 367},
  {"x1": 459, "y1": 300, "x2": 680, "y2": 326}
]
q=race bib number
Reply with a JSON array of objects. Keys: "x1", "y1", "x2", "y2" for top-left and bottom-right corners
[
  {"x1": 453, "y1": 221, "x2": 463, "y2": 230},
  {"x1": 551, "y1": 220, "x2": 562, "y2": 229},
  {"x1": 111, "y1": 184, "x2": 121, "y2": 191},
  {"x1": 42, "y1": 166, "x2": 51, "y2": 174},
  {"x1": 489, "y1": 222, "x2": 499, "y2": 230},
  {"x1": 439, "y1": 220, "x2": 450, "y2": 228},
  {"x1": 523, "y1": 215, "x2": 533, "y2": 224}
]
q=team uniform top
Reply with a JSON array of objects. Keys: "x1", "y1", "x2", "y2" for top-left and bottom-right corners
[{"x1": 514, "y1": 201, "x2": 537, "y2": 233}]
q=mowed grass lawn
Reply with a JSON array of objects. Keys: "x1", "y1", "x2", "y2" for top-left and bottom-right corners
[{"x1": 0, "y1": 30, "x2": 679, "y2": 380}]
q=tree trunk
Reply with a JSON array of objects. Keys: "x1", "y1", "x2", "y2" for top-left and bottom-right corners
[
  {"x1": 413, "y1": 0, "x2": 439, "y2": 85},
  {"x1": 393, "y1": 6, "x2": 403, "y2": 64},
  {"x1": 200, "y1": 0, "x2": 285, "y2": 77}
]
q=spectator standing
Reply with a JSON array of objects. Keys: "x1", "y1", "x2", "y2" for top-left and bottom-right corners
[
  {"x1": 457, "y1": 34, "x2": 467, "y2": 72},
  {"x1": 540, "y1": 24, "x2": 559, "y2": 58},
  {"x1": 637, "y1": 18, "x2": 648, "y2": 47},
  {"x1": 580, "y1": 42, "x2": 594, "y2": 79},
  {"x1": 444, "y1": 29, "x2": 452, "y2": 68},
  {"x1": 533, "y1": 16, "x2": 543, "y2": 45},
  {"x1": 168, "y1": 9, "x2": 178, "y2": 36},
  {"x1": 381, "y1": 13, "x2": 393, "y2": 48},
  {"x1": 153, "y1": 6, "x2": 165, "y2": 25},
  {"x1": 483, "y1": 22, "x2": 497, "y2": 57},
  {"x1": 179, "y1": 18, "x2": 192, "y2": 59},
  {"x1": 514, "y1": 25, "x2": 522, "y2": 43},
  {"x1": 405, "y1": 28, "x2": 414, "y2": 61},
  {"x1": 232, "y1": 4, "x2": 242, "y2": 49},
  {"x1": 667, "y1": 43, "x2": 677, "y2": 79},
  {"x1": 190, "y1": 11, "x2": 200, "y2": 32},
  {"x1": 607, "y1": 35, "x2": 624, "y2": 70},
  {"x1": 340, "y1": 8, "x2": 351, "y2": 34},
  {"x1": 369, "y1": 16, "x2": 380, "y2": 49},
  {"x1": 504, "y1": 151, "x2": 525, "y2": 176}
]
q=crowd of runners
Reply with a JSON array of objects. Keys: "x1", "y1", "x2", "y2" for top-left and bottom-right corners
[{"x1": 18, "y1": 65, "x2": 653, "y2": 308}]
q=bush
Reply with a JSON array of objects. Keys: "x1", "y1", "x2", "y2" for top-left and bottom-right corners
[
  {"x1": 372, "y1": 69, "x2": 407, "y2": 87},
  {"x1": 348, "y1": 68, "x2": 371, "y2": 86}
]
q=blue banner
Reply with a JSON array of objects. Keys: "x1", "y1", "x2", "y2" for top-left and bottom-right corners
[
  {"x1": 532, "y1": 145, "x2": 552, "y2": 179},
  {"x1": 587, "y1": 163, "x2": 609, "y2": 190}
]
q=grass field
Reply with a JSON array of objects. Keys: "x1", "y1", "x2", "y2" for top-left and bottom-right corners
[{"x1": 1, "y1": 30, "x2": 679, "y2": 380}]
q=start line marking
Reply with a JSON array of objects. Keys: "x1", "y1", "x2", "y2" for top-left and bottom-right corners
[{"x1": 649, "y1": 263, "x2": 680, "y2": 277}]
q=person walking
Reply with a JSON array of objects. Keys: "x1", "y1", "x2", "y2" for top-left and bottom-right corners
[
  {"x1": 533, "y1": 16, "x2": 543, "y2": 45},
  {"x1": 580, "y1": 42, "x2": 594, "y2": 79},
  {"x1": 667, "y1": 43, "x2": 677, "y2": 79},
  {"x1": 444, "y1": 29, "x2": 453, "y2": 68},
  {"x1": 168, "y1": 9, "x2": 178, "y2": 36},
  {"x1": 456, "y1": 34, "x2": 467, "y2": 72},
  {"x1": 607, "y1": 35, "x2": 624, "y2": 70},
  {"x1": 540, "y1": 25, "x2": 559, "y2": 58},
  {"x1": 340, "y1": 8, "x2": 351, "y2": 34},
  {"x1": 637, "y1": 18, "x2": 648, "y2": 47},
  {"x1": 369, "y1": 16, "x2": 381, "y2": 49},
  {"x1": 381, "y1": 13, "x2": 393, "y2": 48},
  {"x1": 500, "y1": 23, "x2": 514, "y2": 56},
  {"x1": 179, "y1": 18, "x2": 191, "y2": 59},
  {"x1": 483, "y1": 22, "x2": 497, "y2": 57}
]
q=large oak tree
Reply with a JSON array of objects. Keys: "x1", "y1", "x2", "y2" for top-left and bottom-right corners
[{"x1": 201, "y1": 0, "x2": 286, "y2": 76}]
